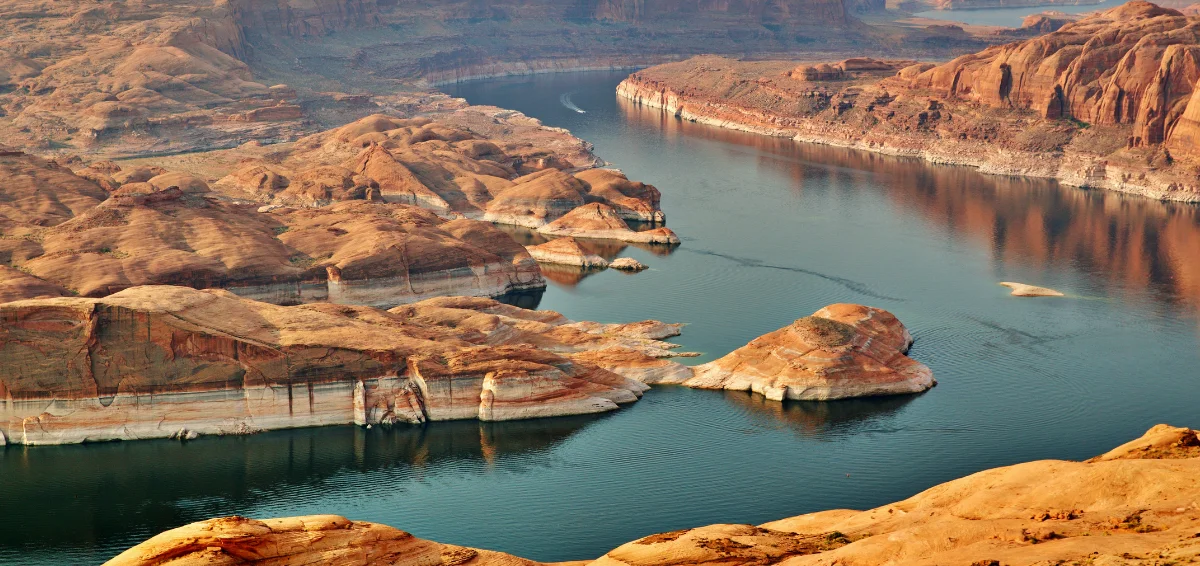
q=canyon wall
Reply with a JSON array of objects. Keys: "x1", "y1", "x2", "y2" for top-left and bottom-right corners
[
  {"x1": 0, "y1": 286, "x2": 691, "y2": 445},
  {"x1": 617, "y1": 3, "x2": 1200, "y2": 202}
]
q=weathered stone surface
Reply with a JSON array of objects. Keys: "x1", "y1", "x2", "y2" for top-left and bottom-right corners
[
  {"x1": 539, "y1": 203, "x2": 680, "y2": 244},
  {"x1": 684, "y1": 304, "x2": 935, "y2": 400},
  {"x1": 111, "y1": 424, "x2": 1200, "y2": 565},
  {"x1": 104, "y1": 514, "x2": 543, "y2": 566},
  {"x1": 527, "y1": 238, "x2": 610, "y2": 268},
  {"x1": 0, "y1": 285, "x2": 693, "y2": 445}
]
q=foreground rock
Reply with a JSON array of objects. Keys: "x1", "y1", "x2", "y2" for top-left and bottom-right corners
[
  {"x1": 110, "y1": 425, "x2": 1200, "y2": 565},
  {"x1": 104, "y1": 515, "x2": 544, "y2": 566},
  {"x1": 609, "y1": 258, "x2": 648, "y2": 272},
  {"x1": 1000, "y1": 281, "x2": 1065, "y2": 297},
  {"x1": 619, "y1": 3, "x2": 1200, "y2": 202},
  {"x1": 682, "y1": 304, "x2": 935, "y2": 400},
  {"x1": 0, "y1": 286, "x2": 694, "y2": 445}
]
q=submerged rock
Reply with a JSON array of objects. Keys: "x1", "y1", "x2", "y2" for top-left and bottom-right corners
[
  {"x1": 1000, "y1": 281, "x2": 1065, "y2": 297},
  {"x1": 682, "y1": 303, "x2": 935, "y2": 400}
]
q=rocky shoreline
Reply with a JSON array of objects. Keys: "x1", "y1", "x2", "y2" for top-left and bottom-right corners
[
  {"x1": 617, "y1": 4, "x2": 1200, "y2": 204},
  {"x1": 617, "y1": 76, "x2": 1200, "y2": 203}
]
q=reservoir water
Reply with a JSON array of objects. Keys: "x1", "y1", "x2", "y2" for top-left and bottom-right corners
[
  {"x1": 912, "y1": 0, "x2": 1128, "y2": 27},
  {"x1": 4, "y1": 70, "x2": 1200, "y2": 565}
]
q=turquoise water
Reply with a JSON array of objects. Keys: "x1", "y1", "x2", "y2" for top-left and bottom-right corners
[{"x1": 3, "y1": 71, "x2": 1199, "y2": 564}]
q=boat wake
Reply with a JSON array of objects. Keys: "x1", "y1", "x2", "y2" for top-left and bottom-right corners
[{"x1": 560, "y1": 92, "x2": 586, "y2": 114}]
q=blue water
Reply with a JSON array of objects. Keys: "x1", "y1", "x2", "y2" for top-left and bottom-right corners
[
  {"x1": 2, "y1": 70, "x2": 1198, "y2": 565},
  {"x1": 913, "y1": 0, "x2": 1128, "y2": 27}
]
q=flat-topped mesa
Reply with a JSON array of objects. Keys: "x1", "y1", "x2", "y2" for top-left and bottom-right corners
[
  {"x1": 0, "y1": 286, "x2": 694, "y2": 445},
  {"x1": 111, "y1": 424, "x2": 1200, "y2": 565},
  {"x1": 682, "y1": 304, "x2": 935, "y2": 400},
  {"x1": 618, "y1": 5, "x2": 1200, "y2": 202}
]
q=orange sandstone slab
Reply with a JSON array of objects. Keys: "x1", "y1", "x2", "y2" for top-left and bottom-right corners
[{"x1": 684, "y1": 303, "x2": 935, "y2": 400}]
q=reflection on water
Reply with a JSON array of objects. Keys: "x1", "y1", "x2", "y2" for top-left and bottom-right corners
[
  {"x1": 496, "y1": 223, "x2": 679, "y2": 289},
  {"x1": 618, "y1": 96, "x2": 1200, "y2": 317},
  {"x1": 0, "y1": 416, "x2": 604, "y2": 560},
  {"x1": 721, "y1": 389, "x2": 918, "y2": 437}
]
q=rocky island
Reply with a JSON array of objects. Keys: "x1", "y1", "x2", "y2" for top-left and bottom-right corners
[
  {"x1": 618, "y1": 2, "x2": 1200, "y2": 202},
  {"x1": 681, "y1": 304, "x2": 935, "y2": 400},
  {"x1": 107, "y1": 424, "x2": 1200, "y2": 565}
]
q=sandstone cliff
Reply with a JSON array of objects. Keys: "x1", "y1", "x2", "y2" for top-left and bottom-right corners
[
  {"x1": 0, "y1": 285, "x2": 694, "y2": 445},
  {"x1": 618, "y1": 4, "x2": 1200, "y2": 202},
  {"x1": 107, "y1": 424, "x2": 1200, "y2": 564}
]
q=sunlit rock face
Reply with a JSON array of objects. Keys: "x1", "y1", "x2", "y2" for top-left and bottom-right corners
[
  {"x1": 683, "y1": 303, "x2": 935, "y2": 400},
  {"x1": 0, "y1": 286, "x2": 693, "y2": 445}
]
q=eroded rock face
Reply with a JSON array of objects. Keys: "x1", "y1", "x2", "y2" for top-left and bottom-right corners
[
  {"x1": 683, "y1": 304, "x2": 935, "y2": 400},
  {"x1": 104, "y1": 514, "x2": 539, "y2": 566},
  {"x1": 618, "y1": 7, "x2": 1200, "y2": 202},
  {"x1": 0, "y1": 285, "x2": 693, "y2": 445},
  {"x1": 206, "y1": 115, "x2": 672, "y2": 241},
  {"x1": 111, "y1": 424, "x2": 1200, "y2": 565}
]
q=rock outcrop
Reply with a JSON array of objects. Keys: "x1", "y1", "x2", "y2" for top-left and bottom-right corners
[
  {"x1": 618, "y1": 5, "x2": 1200, "y2": 202},
  {"x1": 109, "y1": 424, "x2": 1200, "y2": 565},
  {"x1": 526, "y1": 238, "x2": 610, "y2": 268},
  {"x1": 609, "y1": 257, "x2": 648, "y2": 271},
  {"x1": 681, "y1": 304, "x2": 935, "y2": 400},
  {"x1": 0, "y1": 286, "x2": 694, "y2": 445}
]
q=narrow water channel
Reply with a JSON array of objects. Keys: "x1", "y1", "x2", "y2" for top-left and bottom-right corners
[{"x1": 2, "y1": 70, "x2": 1198, "y2": 565}]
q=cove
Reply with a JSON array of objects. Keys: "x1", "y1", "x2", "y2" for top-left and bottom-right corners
[{"x1": 3, "y1": 70, "x2": 1200, "y2": 565}]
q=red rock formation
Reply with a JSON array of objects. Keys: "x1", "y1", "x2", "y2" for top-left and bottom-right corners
[
  {"x1": 618, "y1": 7, "x2": 1200, "y2": 202},
  {"x1": 683, "y1": 304, "x2": 935, "y2": 400},
  {"x1": 0, "y1": 285, "x2": 693, "y2": 445}
]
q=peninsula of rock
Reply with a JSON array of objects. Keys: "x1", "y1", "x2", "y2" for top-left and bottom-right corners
[{"x1": 0, "y1": 285, "x2": 693, "y2": 445}]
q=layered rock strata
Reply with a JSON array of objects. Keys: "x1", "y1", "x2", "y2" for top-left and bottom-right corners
[
  {"x1": 150, "y1": 115, "x2": 675, "y2": 243},
  {"x1": 108, "y1": 424, "x2": 1200, "y2": 565},
  {"x1": 681, "y1": 304, "x2": 935, "y2": 400},
  {"x1": 0, "y1": 151, "x2": 544, "y2": 307},
  {"x1": 618, "y1": 5, "x2": 1200, "y2": 202},
  {"x1": 0, "y1": 286, "x2": 694, "y2": 445}
]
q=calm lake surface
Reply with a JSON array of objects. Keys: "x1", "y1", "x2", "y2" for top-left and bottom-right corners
[
  {"x1": 913, "y1": 0, "x2": 1127, "y2": 27},
  {"x1": 4, "y1": 70, "x2": 1200, "y2": 565}
]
